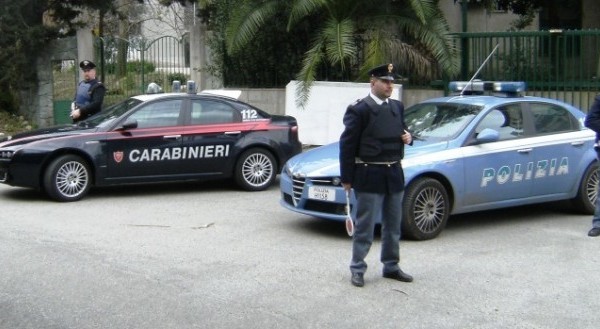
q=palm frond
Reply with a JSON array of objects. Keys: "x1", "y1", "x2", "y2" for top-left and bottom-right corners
[
  {"x1": 394, "y1": 12, "x2": 460, "y2": 77},
  {"x1": 295, "y1": 37, "x2": 326, "y2": 108},
  {"x1": 405, "y1": 0, "x2": 437, "y2": 24},
  {"x1": 288, "y1": 0, "x2": 329, "y2": 31},
  {"x1": 225, "y1": 0, "x2": 278, "y2": 54},
  {"x1": 360, "y1": 28, "x2": 386, "y2": 76},
  {"x1": 322, "y1": 18, "x2": 357, "y2": 70},
  {"x1": 362, "y1": 28, "x2": 434, "y2": 79}
]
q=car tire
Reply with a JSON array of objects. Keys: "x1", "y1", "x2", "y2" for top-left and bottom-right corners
[
  {"x1": 402, "y1": 177, "x2": 450, "y2": 240},
  {"x1": 43, "y1": 155, "x2": 92, "y2": 202},
  {"x1": 571, "y1": 161, "x2": 598, "y2": 214},
  {"x1": 234, "y1": 148, "x2": 276, "y2": 191}
]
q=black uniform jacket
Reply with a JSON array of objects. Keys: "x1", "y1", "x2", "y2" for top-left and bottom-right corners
[
  {"x1": 339, "y1": 95, "x2": 409, "y2": 194},
  {"x1": 585, "y1": 94, "x2": 600, "y2": 143}
]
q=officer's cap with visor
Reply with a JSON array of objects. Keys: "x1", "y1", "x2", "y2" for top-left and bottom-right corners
[
  {"x1": 79, "y1": 60, "x2": 96, "y2": 71},
  {"x1": 368, "y1": 63, "x2": 401, "y2": 81}
]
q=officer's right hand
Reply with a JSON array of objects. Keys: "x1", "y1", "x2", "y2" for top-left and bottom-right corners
[{"x1": 342, "y1": 183, "x2": 351, "y2": 191}]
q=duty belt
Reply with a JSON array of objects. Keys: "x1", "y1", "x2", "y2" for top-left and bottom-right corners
[{"x1": 355, "y1": 158, "x2": 399, "y2": 166}]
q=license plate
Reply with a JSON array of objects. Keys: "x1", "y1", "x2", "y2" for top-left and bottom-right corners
[{"x1": 308, "y1": 186, "x2": 336, "y2": 201}]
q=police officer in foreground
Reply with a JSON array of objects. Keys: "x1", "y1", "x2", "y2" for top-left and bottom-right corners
[
  {"x1": 584, "y1": 94, "x2": 600, "y2": 237},
  {"x1": 339, "y1": 63, "x2": 413, "y2": 287},
  {"x1": 71, "y1": 60, "x2": 106, "y2": 123}
]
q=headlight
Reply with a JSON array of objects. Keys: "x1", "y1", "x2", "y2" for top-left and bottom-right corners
[
  {"x1": 0, "y1": 150, "x2": 14, "y2": 159},
  {"x1": 283, "y1": 163, "x2": 292, "y2": 177}
]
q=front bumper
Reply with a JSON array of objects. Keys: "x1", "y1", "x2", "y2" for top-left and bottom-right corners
[{"x1": 279, "y1": 170, "x2": 349, "y2": 221}]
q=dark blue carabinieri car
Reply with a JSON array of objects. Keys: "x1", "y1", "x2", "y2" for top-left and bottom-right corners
[
  {"x1": 0, "y1": 89, "x2": 302, "y2": 201},
  {"x1": 280, "y1": 81, "x2": 598, "y2": 240}
]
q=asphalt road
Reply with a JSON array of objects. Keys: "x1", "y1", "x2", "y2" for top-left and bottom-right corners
[{"x1": 0, "y1": 179, "x2": 599, "y2": 329}]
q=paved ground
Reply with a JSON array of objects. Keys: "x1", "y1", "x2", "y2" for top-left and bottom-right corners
[{"x1": 0, "y1": 180, "x2": 598, "y2": 329}]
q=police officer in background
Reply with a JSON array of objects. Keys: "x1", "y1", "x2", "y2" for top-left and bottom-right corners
[
  {"x1": 584, "y1": 93, "x2": 600, "y2": 237},
  {"x1": 339, "y1": 63, "x2": 413, "y2": 287},
  {"x1": 71, "y1": 60, "x2": 106, "y2": 123}
]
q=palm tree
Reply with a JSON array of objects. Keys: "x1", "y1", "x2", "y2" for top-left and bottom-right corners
[{"x1": 226, "y1": 0, "x2": 459, "y2": 107}]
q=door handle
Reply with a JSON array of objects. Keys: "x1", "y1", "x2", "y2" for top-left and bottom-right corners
[
  {"x1": 570, "y1": 141, "x2": 585, "y2": 147},
  {"x1": 224, "y1": 131, "x2": 242, "y2": 135},
  {"x1": 163, "y1": 135, "x2": 181, "y2": 140},
  {"x1": 517, "y1": 148, "x2": 532, "y2": 153}
]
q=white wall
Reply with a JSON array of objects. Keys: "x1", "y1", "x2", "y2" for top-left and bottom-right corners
[{"x1": 285, "y1": 81, "x2": 402, "y2": 146}]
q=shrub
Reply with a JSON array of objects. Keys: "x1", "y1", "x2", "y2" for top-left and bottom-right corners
[
  {"x1": 167, "y1": 72, "x2": 189, "y2": 84},
  {"x1": 104, "y1": 60, "x2": 156, "y2": 74}
]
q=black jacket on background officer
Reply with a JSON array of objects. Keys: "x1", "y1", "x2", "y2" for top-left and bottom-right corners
[
  {"x1": 339, "y1": 63, "x2": 413, "y2": 287},
  {"x1": 583, "y1": 94, "x2": 600, "y2": 237},
  {"x1": 71, "y1": 60, "x2": 106, "y2": 123}
]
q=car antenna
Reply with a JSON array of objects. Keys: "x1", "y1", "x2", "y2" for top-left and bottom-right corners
[{"x1": 460, "y1": 44, "x2": 500, "y2": 96}]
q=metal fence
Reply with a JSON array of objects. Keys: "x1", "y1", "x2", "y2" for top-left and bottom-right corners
[
  {"x1": 94, "y1": 35, "x2": 191, "y2": 106},
  {"x1": 452, "y1": 29, "x2": 600, "y2": 111},
  {"x1": 87, "y1": 30, "x2": 600, "y2": 111}
]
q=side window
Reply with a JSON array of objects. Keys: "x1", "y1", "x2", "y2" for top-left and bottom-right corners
[
  {"x1": 530, "y1": 103, "x2": 576, "y2": 135},
  {"x1": 475, "y1": 109, "x2": 504, "y2": 133},
  {"x1": 191, "y1": 100, "x2": 243, "y2": 125},
  {"x1": 128, "y1": 99, "x2": 182, "y2": 128},
  {"x1": 497, "y1": 105, "x2": 523, "y2": 139},
  {"x1": 475, "y1": 105, "x2": 524, "y2": 141}
]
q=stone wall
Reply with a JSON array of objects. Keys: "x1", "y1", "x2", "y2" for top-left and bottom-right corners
[{"x1": 20, "y1": 37, "x2": 78, "y2": 127}]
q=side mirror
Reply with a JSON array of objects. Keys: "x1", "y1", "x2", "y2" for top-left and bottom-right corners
[
  {"x1": 118, "y1": 119, "x2": 138, "y2": 131},
  {"x1": 476, "y1": 128, "x2": 500, "y2": 143}
]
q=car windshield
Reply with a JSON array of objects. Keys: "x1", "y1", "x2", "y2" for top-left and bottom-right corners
[
  {"x1": 78, "y1": 98, "x2": 143, "y2": 128},
  {"x1": 405, "y1": 102, "x2": 482, "y2": 142}
]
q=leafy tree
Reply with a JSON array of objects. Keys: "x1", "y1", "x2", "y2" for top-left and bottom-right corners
[
  {"x1": 490, "y1": 0, "x2": 546, "y2": 29},
  {"x1": 224, "y1": 0, "x2": 460, "y2": 107},
  {"x1": 0, "y1": 0, "x2": 129, "y2": 113},
  {"x1": 201, "y1": 1, "x2": 314, "y2": 88}
]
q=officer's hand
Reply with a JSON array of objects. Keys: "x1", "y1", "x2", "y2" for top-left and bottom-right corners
[
  {"x1": 71, "y1": 109, "x2": 80, "y2": 120},
  {"x1": 342, "y1": 183, "x2": 352, "y2": 191},
  {"x1": 401, "y1": 130, "x2": 412, "y2": 144}
]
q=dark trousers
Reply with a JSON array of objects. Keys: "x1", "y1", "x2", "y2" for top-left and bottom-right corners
[{"x1": 350, "y1": 191, "x2": 403, "y2": 274}]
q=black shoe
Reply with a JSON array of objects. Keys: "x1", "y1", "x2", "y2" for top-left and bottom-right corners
[
  {"x1": 383, "y1": 269, "x2": 413, "y2": 283},
  {"x1": 351, "y1": 273, "x2": 364, "y2": 287},
  {"x1": 589, "y1": 227, "x2": 600, "y2": 237}
]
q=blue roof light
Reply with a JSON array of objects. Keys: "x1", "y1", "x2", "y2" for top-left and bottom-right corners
[
  {"x1": 492, "y1": 81, "x2": 526, "y2": 93},
  {"x1": 449, "y1": 81, "x2": 526, "y2": 96}
]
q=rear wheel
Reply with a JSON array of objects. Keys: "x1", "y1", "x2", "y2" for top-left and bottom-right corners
[
  {"x1": 43, "y1": 155, "x2": 91, "y2": 202},
  {"x1": 571, "y1": 161, "x2": 598, "y2": 214},
  {"x1": 402, "y1": 177, "x2": 450, "y2": 240},
  {"x1": 234, "y1": 148, "x2": 276, "y2": 191}
]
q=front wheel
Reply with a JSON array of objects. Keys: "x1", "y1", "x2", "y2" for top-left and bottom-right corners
[
  {"x1": 402, "y1": 177, "x2": 450, "y2": 240},
  {"x1": 43, "y1": 155, "x2": 92, "y2": 202},
  {"x1": 234, "y1": 148, "x2": 276, "y2": 191},
  {"x1": 571, "y1": 161, "x2": 598, "y2": 214}
]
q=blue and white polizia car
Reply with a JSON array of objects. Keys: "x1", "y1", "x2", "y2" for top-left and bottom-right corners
[{"x1": 280, "y1": 81, "x2": 598, "y2": 240}]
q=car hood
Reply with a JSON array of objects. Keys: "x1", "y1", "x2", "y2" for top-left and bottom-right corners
[
  {"x1": 286, "y1": 140, "x2": 451, "y2": 177},
  {"x1": 0, "y1": 124, "x2": 97, "y2": 148}
]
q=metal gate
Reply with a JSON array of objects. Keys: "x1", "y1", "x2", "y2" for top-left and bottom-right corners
[
  {"x1": 453, "y1": 29, "x2": 600, "y2": 111},
  {"x1": 52, "y1": 59, "x2": 78, "y2": 125},
  {"x1": 95, "y1": 34, "x2": 191, "y2": 106}
]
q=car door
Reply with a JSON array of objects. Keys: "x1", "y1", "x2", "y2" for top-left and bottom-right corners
[
  {"x1": 176, "y1": 98, "x2": 251, "y2": 176},
  {"x1": 461, "y1": 104, "x2": 534, "y2": 207},
  {"x1": 526, "y1": 101, "x2": 589, "y2": 197},
  {"x1": 105, "y1": 98, "x2": 185, "y2": 180}
]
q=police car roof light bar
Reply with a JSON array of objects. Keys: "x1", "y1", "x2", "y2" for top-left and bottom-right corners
[
  {"x1": 460, "y1": 43, "x2": 500, "y2": 96},
  {"x1": 172, "y1": 80, "x2": 181, "y2": 93},
  {"x1": 187, "y1": 80, "x2": 197, "y2": 94},
  {"x1": 449, "y1": 81, "x2": 526, "y2": 95}
]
